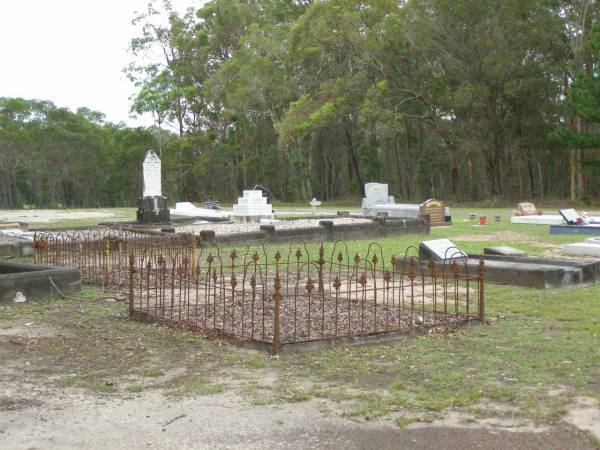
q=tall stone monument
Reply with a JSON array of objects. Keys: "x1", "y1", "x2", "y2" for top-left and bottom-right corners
[{"x1": 136, "y1": 150, "x2": 170, "y2": 224}]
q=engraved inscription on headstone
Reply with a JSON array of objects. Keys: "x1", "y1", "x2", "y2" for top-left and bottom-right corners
[
  {"x1": 420, "y1": 199, "x2": 445, "y2": 226},
  {"x1": 143, "y1": 150, "x2": 161, "y2": 197}
]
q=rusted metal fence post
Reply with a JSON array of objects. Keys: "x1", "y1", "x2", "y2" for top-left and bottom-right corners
[
  {"x1": 103, "y1": 238, "x2": 110, "y2": 289},
  {"x1": 478, "y1": 259, "x2": 485, "y2": 323},
  {"x1": 128, "y1": 253, "x2": 135, "y2": 318},
  {"x1": 191, "y1": 231, "x2": 197, "y2": 277},
  {"x1": 272, "y1": 251, "x2": 282, "y2": 354}
]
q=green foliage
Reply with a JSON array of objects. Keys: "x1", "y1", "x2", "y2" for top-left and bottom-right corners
[{"x1": 4, "y1": 0, "x2": 600, "y2": 207}]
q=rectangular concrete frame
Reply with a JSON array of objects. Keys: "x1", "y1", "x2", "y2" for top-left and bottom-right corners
[
  {"x1": 563, "y1": 242, "x2": 600, "y2": 257},
  {"x1": 0, "y1": 261, "x2": 81, "y2": 303},
  {"x1": 397, "y1": 254, "x2": 600, "y2": 289},
  {"x1": 550, "y1": 224, "x2": 600, "y2": 236}
]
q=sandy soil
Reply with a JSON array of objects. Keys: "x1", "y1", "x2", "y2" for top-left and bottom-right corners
[
  {"x1": 0, "y1": 209, "x2": 125, "y2": 224},
  {"x1": 0, "y1": 377, "x2": 596, "y2": 450},
  {"x1": 0, "y1": 321, "x2": 598, "y2": 449}
]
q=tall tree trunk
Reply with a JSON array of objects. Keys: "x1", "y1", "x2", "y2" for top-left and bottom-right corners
[{"x1": 344, "y1": 124, "x2": 364, "y2": 196}]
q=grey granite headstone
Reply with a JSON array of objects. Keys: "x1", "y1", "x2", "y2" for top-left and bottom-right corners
[
  {"x1": 419, "y1": 239, "x2": 466, "y2": 261},
  {"x1": 484, "y1": 246, "x2": 527, "y2": 257}
]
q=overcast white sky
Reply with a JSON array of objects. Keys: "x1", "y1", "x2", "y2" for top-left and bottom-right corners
[{"x1": 0, "y1": 0, "x2": 196, "y2": 127}]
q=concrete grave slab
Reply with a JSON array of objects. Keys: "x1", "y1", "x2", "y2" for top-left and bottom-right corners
[
  {"x1": 404, "y1": 243, "x2": 600, "y2": 289},
  {"x1": 563, "y1": 242, "x2": 600, "y2": 257},
  {"x1": 484, "y1": 246, "x2": 527, "y2": 257},
  {"x1": 510, "y1": 215, "x2": 565, "y2": 225}
]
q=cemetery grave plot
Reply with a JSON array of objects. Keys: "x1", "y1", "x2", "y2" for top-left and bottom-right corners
[
  {"x1": 172, "y1": 217, "x2": 374, "y2": 235},
  {"x1": 32, "y1": 232, "x2": 484, "y2": 352},
  {"x1": 0, "y1": 260, "x2": 80, "y2": 303},
  {"x1": 33, "y1": 228, "x2": 194, "y2": 289},
  {"x1": 414, "y1": 239, "x2": 600, "y2": 289}
]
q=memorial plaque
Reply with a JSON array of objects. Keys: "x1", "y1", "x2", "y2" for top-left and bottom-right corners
[
  {"x1": 420, "y1": 199, "x2": 446, "y2": 226},
  {"x1": 419, "y1": 239, "x2": 466, "y2": 261},
  {"x1": 143, "y1": 150, "x2": 162, "y2": 197}
]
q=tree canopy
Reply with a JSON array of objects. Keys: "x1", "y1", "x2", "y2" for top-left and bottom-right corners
[{"x1": 2, "y1": 0, "x2": 599, "y2": 209}]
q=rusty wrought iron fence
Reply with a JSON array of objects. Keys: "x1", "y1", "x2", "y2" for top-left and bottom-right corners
[
  {"x1": 33, "y1": 231, "x2": 484, "y2": 352},
  {"x1": 127, "y1": 243, "x2": 484, "y2": 353},
  {"x1": 33, "y1": 228, "x2": 195, "y2": 289}
]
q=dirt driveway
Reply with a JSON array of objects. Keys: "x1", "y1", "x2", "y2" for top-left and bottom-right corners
[
  {"x1": 1, "y1": 317, "x2": 598, "y2": 450},
  {"x1": 0, "y1": 373, "x2": 596, "y2": 450}
]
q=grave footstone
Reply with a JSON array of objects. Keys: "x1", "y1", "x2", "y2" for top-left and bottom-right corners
[
  {"x1": 136, "y1": 150, "x2": 170, "y2": 224},
  {"x1": 419, "y1": 239, "x2": 467, "y2": 261}
]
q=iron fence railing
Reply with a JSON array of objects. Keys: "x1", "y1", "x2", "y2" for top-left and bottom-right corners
[{"x1": 33, "y1": 230, "x2": 484, "y2": 353}]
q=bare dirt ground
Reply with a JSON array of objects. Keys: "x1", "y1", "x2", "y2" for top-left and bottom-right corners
[
  {"x1": 0, "y1": 209, "x2": 125, "y2": 224},
  {"x1": 1, "y1": 319, "x2": 598, "y2": 450}
]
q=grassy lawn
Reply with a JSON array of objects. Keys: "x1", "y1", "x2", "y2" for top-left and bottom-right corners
[{"x1": 1, "y1": 206, "x2": 599, "y2": 440}]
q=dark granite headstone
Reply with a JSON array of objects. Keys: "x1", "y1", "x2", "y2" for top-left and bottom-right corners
[
  {"x1": 419, "y1": 239, "x2": 466, "y2": 261},
  {"x1": 136, "y1": 196, "x2": 170, "y2": 224}
]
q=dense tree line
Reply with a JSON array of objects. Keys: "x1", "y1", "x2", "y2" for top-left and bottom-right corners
[
  {"x1": 2, "y1": 0, "x2": 600, "y2": 208},
  {"x1": 0, "y1": 98, "x2": 161, "y2": 208}
]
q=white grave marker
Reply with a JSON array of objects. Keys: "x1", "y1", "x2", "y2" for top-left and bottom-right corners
[
  {"x1": 231, "y1": 190, "x2": 274, "y2": 222},
  {"x1": 309, "y1": 198, "x2": 321, "y2": 214},
  {"x1": 420, "y1": 239, "x2": 466, "y2": 261},
  {"x1": 143, "y1": 150, "x2": 162, "y2": 197}
]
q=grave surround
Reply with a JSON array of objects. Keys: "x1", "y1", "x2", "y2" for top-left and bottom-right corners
[{"x1": 406, "y1": 239, "x2": 600, "y2": 289}]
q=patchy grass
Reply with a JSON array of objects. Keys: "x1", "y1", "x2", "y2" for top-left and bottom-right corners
[
  {"x1": 2, "y1": 210, "x2": 600, "y2": 433},
  {"x1": 1, "y1": 276, "x2": 599, "y2": 428}
]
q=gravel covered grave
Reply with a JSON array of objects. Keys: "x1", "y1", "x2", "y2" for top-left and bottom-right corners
[{"x1": 174, "y1": 217, "x2": 373, "y2": 235}]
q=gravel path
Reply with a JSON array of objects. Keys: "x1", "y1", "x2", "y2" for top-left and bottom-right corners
[{"x1": 0, "y1": 232, "x2": 31, "y2": 244}]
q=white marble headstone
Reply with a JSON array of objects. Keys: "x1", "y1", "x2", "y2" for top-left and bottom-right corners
[
  {"x1": 143, "y1": 150, "x2": 162, "y2": 197},
  {"x1": 232, "y1": 190, "x2": 273, "y2": 216},
  {"x1": 364, "y1": 183, "x2": 390, "y2": 205}
]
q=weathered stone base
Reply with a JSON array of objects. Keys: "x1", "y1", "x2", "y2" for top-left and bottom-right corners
[
  {"x1": 136, "y1": 196, "x2": 171, "y2": 224},
  {"x1": 0, "y1": 242, "x2": 33, "y2": 259},
  {"x1": 230, "y1": 214, "x2": 275, "y2": 224},
  {"x1": 199, "y1": 217, "x2": 428, "y2": 247}
]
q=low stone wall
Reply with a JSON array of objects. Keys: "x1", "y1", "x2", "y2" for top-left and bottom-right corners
[
  {"x1": 0, "y1": 242, "x2": 33, "y2": 259},
  {"x1": 198, "y1": 217, "x2": 429, "y2": 247}
]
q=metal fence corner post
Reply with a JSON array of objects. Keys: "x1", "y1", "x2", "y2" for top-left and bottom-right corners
[
  {"x1": 478, "y1": 259, "x2": 485, "y2": 323},
  {"x1": 128, "y1": 253, "x2": 135, "y2": 318}
]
